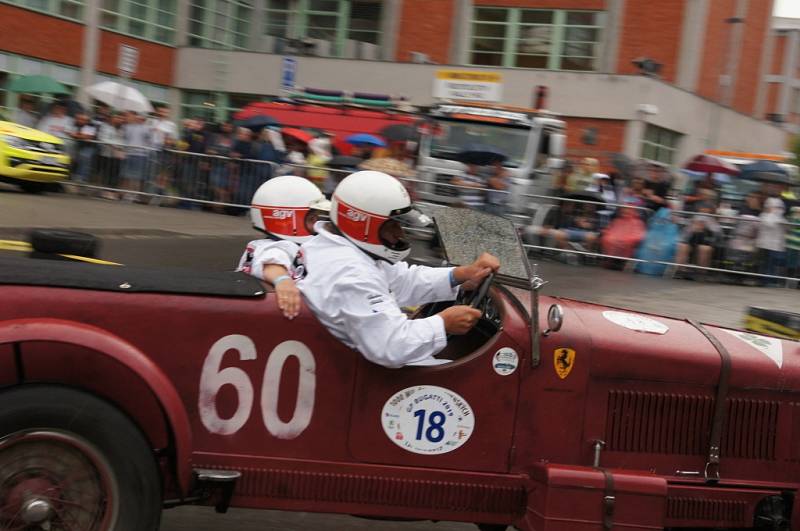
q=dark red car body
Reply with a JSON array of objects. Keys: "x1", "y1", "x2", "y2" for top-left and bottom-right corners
[{"x1": 1, "y1": 256, "x2": 799, "y2": 530}]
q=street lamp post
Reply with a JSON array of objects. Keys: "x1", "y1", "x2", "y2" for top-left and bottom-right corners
[{"x1": 707, "y1": 14, "x2": 746, "y2": 149}]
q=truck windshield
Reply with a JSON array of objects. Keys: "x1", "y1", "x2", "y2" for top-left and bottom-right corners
[{"x1": 428, "y1": 119, "x2": 530, "y2": 168}]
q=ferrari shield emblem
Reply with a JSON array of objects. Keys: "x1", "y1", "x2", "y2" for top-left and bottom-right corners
[{"x1": 554, "y1": 348, "x2": 575, "y2": 379}]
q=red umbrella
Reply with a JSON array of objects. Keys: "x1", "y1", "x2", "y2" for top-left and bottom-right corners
[
  {"x1": 282, "y1": 127, "x2": 314, "y2": 144},
  {"x1": 684, "y1": 154, "x2": 739, "y2": 175}
]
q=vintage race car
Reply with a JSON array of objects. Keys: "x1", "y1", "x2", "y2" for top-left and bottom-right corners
[{"x1": 0, "y1": 208, "x2": 799, "y2": 531}]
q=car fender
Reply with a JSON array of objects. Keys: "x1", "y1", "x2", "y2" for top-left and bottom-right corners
[{"x1": 0, "y1": 317, "x2": 193, "y2": 495}]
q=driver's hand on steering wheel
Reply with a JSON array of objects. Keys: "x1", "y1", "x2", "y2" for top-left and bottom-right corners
[
  {"x1": 439, "y1": 306, "x2": 483, "y2": 335},
  {"x1": 453, "y1": 253, "x2": 500, "y2": 291}
]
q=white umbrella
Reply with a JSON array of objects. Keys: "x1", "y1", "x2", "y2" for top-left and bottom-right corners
[{"x1": 86, "y1": 81, "x2": 154, "y2": 113}]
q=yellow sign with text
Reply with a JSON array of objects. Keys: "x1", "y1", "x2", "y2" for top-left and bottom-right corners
[
  {"x1": 436, "y1": 70, "x2": 503, "y2": 83},
  {"x1": 554, "y1": 348, "x2": 576, "y2": 379}
]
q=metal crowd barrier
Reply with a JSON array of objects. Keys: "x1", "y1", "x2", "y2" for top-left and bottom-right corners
[{"x1": 65, "y1": 144, "x2": 800, "y2": 288}]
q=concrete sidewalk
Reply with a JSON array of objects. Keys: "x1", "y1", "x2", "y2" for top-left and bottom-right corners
[{"x1": 1, "y1": 186, "x2": 797, "y2": 330}]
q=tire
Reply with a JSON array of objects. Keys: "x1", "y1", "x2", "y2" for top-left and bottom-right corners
[
  {"x1": 30, "y1": 228, "x2": 99, "y2": 257},
  {"x1": 19, "y1": 181, "x2": 46, "y2": 194},
  {"x1": 0, "y1": 385, "x2": 162, "y2": 531}
]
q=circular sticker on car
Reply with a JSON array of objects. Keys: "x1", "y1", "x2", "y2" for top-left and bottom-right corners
[
  {"x1": 602, "y1": 310, "x2": 669, "y2": 335},
  {"x1": 381, "y1": 385, "x2": 475, "y2": 455},
  {"x1": 492, "y1": 347, "x2": 519, "y2": 376}
]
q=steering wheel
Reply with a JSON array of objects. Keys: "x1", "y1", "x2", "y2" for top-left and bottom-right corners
[{"x1": 469, "y1": 272, "x2": 495, "y2": 309}]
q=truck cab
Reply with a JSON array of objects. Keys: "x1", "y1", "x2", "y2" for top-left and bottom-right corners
[{"x1": 415, "y1": 102, "x2": 566, "y2": 221}]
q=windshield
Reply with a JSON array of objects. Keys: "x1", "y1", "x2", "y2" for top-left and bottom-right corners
[
  {"x1": 428, "y1": 119, "x2": 531, "y2": 168},
  {"x1": 434, "y1": 207, "x2": 530, "y2": 284}
]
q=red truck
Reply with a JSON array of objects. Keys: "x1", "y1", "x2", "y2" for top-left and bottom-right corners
[{"x1": 0, "y1": 208, "x2": 798, "y2": 531}]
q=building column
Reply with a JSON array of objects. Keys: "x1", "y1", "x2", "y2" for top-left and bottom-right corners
[
  {"x1": 599, "y1": 0, "x2": 624, "y2": 73},
  {"x1": 175, "y1": 0, "x2": 191, "y2": 47},
  {"x1": 722, "y1": 0, "x2": 748, "y2": 107},
  {"x1": 249, "y1": 0, "x2": 266, "y2": 52},
  {"x1": 448, "y1": 0, "x2": 472, "y2": 65},
  {"x1": 381, "y1": 0, "x2": 402, "y2": 61},
  {"x1": 754, "y1": 29, "x2": 777, "y2": 118},
  {"x1": 676, "y1": 0, "x2": 710, "y2": 92},
  {"x1": 78, "y1": 0, "x2": 100, "y2": 105},
  {"x1": 778, "y1": 30, "x2": 800, "y2": 116},
  {"x1": 622, "y1": 117, "x2": 645, "y2": 159}
]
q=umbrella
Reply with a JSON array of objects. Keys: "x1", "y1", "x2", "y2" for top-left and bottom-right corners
[
  {"x1": 345, "y1": 133, "x2": 386, "y2": 147},
  {"x1": 740, "y1": 161, "x2": 793, "y2": 185},
  {"x1": 8, "y1": 75, "x2": 70, "y2": 95},
  {"x1": 282, "y1": 127, "x2": 314, "y2": 144},
  {"x1": 379, "y1": 124, "x2": 417, "y2": 142},
  {"x1": 237, "y1": 115, "x2": 280, "y2": 131},
  {"x1": 683, "y1": 154, "x2": 739, "y2": 175},
  {"x1": 86, "y1": 81, "x2": 153, "y2": 113},
  {"x1": 327, "y1": 155, "x2": 363, "y2": 170},
  {"x1": 457, "y1": 144, "x2": 507, "y2": 166}
]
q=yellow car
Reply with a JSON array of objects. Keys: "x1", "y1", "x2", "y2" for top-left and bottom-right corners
[{"x1": 0, "y1": 120, "x2": 71, "y2": 192}]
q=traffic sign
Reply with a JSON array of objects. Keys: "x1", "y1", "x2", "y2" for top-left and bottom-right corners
[
  {"x1": 281, "y1": 57, "x2": 297, "y2": 91},
  {"x1": 118, "y1": 44, "x2": 139, "y2": 77}
]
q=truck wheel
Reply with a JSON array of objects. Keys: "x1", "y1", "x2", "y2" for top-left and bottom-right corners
[
  {"x1": 30, "y1": 229, "x2": 99, "y2": 257},
  {"x1": 0, "y1": 385, "x2": 162, "y2": 531}
]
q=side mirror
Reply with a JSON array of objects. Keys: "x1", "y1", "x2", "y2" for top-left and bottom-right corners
[{"x1": 544, "y1": 304, "x2": 564, "y2": 336}]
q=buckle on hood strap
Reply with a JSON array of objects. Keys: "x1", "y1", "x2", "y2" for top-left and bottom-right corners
[{"x1": 687, "y1": 319, "x2": 732, "y2": 484}]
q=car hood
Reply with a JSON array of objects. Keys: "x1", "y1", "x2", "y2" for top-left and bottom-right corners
[{"x1": 0, "y1": 121, "x2": 63, "y2": 144}]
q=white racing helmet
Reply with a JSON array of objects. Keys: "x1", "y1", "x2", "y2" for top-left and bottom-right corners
[
  {"x1": 250, "y1": 175, "x2": 330, "y2": 243},
  {"x1": 330, "y1": 170, "x2": 430, "y2": 263}
]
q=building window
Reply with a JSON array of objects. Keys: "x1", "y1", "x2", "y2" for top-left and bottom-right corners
[
  {"x1": 188, "y1": 0, "x2": 253, "y2": 50},
  {"x1": 263, "y1": 0, "x2": 383, "y2": 58},
  {"x1": 469, "y1": 7, "x2": 603, "y2": 71},
  {"x1": 1, "y1": 0, "x2": 84, "y2": 21},
  {"x1": 180, "y1": 90, "x2": 263, "y2": 121},
  {"x1": 100, "y1": 0, "x2": 177, "y2": 45},
  {"x1": 641, "y1": 124, "x2": 681, "y2": 165}
]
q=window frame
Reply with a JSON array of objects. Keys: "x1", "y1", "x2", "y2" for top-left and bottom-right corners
[
  {"x1": 188, "y1": 0, "x2": 253, "y2": 50},
  {"x1": 468, "y1": 6, "x2": 604, "y2": 72},
  {"x1": 99, "y1": 0, "x2": 177, "y2": 45},
  {"x1": 640, "y1": 123, "x2": 681, "y2": 166},
  {"x1": 1, "y1": 0, "x2": 84, "y2": 23},
  {"x1": 263, "y1": 0, "x2": 383, "y2": 57}
]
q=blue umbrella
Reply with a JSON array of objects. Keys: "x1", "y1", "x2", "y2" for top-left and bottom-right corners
[
  {"x1": 740, "y1": 161, "x2": 792, "y2": 185},
  {"x1": 237, "y1": 115, "x2": 280, "y2": 131},
  {"x1": 345, "y1": 133, "x2": 386, "y2": 147},
  {"x1": 457, "y1": 144, "x2": 507, "y2": 166}
]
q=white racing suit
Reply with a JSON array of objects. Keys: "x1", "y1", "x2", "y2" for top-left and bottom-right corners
[
  {"x1": 237, "y1": 239, "x2": 300, "y2": 279},
  {"x1": 296, "y1": 224, "x2": 459, "y2": 368}
]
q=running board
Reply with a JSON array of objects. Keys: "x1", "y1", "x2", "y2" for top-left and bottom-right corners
[{"x1": 164, "y1": 468, "x2": 241, "y2": 513}]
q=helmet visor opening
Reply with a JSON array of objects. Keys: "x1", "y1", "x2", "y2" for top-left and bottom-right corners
[{"x1": 389, "y1": 206, "x2": 432, "y2": 228}]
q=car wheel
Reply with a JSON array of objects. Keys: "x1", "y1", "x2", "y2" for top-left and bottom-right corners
[
  {"x1": 19, "y1": 182, "x2": 46, "y2": 194},
  {"x1": 0, "y1": 385, "x2": 162, "y2": 531},
  {"x1": 30, "y1": 229, "x2": 99, "y2": 257}
]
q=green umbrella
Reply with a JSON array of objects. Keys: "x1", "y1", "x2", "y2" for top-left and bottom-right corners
[{"x1": 7, "y1": 75, "x2": 70, "y2": 95}]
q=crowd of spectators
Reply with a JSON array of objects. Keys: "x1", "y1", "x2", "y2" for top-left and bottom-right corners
[
  {"x1": 522, "y1": 156, "x2": 800, "y2": 285},
  {"x1": 9, "y1": 96, "x2": 800, "y2": 285}
]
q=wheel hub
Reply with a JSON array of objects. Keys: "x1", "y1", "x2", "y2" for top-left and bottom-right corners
[
  {"x1": 0, "y1": 430, "x2": 116, "y2": 530},
  {"x1": 20, "y1": 497, "x2": 53, "y2": 524}
]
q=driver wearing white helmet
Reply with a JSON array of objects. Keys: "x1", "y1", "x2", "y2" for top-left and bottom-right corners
[
  {"x1": 238, "y1": 175, "x2": 330, "y2": 319},
  {"x1": 295, "y1": 170, "x2": 499, "y2": 368}
]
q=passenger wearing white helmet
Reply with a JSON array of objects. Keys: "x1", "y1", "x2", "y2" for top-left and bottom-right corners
[
  {"x1": 295, "y1": 170, "x2": 500, "y2": 368},
  {"x1": 238, "y1": 175, "x2": 330, "y2": 319}
]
